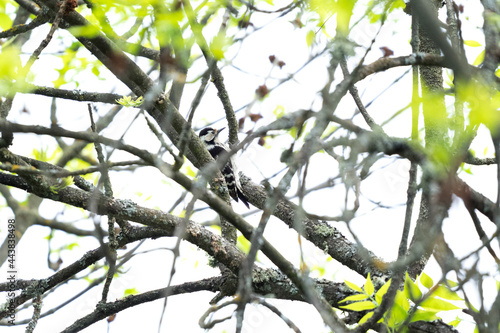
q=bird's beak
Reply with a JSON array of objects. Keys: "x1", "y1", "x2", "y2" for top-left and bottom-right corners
[{"x1": 215, "y1": 127, "x2": 225, "y2": 136}]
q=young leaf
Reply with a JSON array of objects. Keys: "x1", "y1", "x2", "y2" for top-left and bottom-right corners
[
  {"x1": 50, "y1": 176, "x2": 74, "y2": 193},
  {"x1": 433, "y1": 283, "x2": 463, "y2": 301},
  {"x1": 65, "y1": 242, "x2": 79, "y2": 250},
  {"x1": 123, "y1": 288, "x2": 138, "y2": 296},
  {"x1": 463, "y1": 40, "x2": 481, "y2": 47},
  {"x1": 237, "y1": 234, "x2": 251, "y2": 254},
  {"x1": 404, "y1": 272, "x2": 422, "y2": 302},
  {"x1": 116, "y1": 96, "x2": 144, "y2": 107},
  {"x1": 420, "y1": 297, "x2": 461, "y2": 311},
  {"x1": 185, "y1": 165, "x2": 196, "y2": 178},
  {"x1": 395, "y1": 290, "x2": 410, "y2": 311},
  {"x1": 358, "y1": 311, "x2": 374, "y2": 325},
  {"x1": 375, "y1": 278, "x2": 391, "y2": 305},
  {"x1": 210, "y1": 35, "x2": 232, "y2": 60},
  {"x1": 0, "y1": 47, "x2": 23, "y2": 94},
  {"x1": 0, "y1": 13, "x2": 12, "y2": 30},
  {"x1": 337, "y1": 0, "x2": 355, "y2": 34},
  {"x1": 409, "y1": 309, "x2": 439, "y2": 323},
  {"x1": 419, "y1": 272, "x2": 434, "y2": 289},
  {"x1": 306, "y1": 30, "x2": 315, "y2": 47},
  {"x1": 344, "y1": 280, "x2": 363, "y2": 293},
  {"x1": 387, "y1": 301, "x2": 408, "y2": 327},
  {"x1": 448, "y1": 317, "x2": 461, "y2": 327},
  {"x1": 389, "y1": 0, "x2": 406, "y2": 11},
  {"x1": 272, "y1": 105, "x2": 285, "y2": 119},
  {"x1": 482, "y1": 147, "x2": 488, "y2": 157},
  {"x1": 364, "y1": 273, "x2": 374, "y2": 295},
  {"x1": 339, "y1": 293, "x2": 369, "y2": 303},
  {"x1": 340, "y1": 301, "x2": 376, "y2": 311},
  {"x1": 473, "y1": 50, "x2": 485, "y2": 66}
]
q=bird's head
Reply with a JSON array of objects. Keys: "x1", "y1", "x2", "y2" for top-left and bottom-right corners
[{"x1": 199, "y1": 127, "x2": 225, "y2": 144}]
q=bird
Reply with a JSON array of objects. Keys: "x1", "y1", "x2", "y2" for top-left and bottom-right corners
[{"x1": 199, "y1": 127, "x2": 250, "y2": 208}]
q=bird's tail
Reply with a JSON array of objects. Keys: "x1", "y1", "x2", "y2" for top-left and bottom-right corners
[{"x1": 237, "y1": 188, "x2": 250, "y2": 209}]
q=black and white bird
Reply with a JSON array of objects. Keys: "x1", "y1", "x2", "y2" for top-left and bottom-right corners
[{"x1": 199, "y1": 127, "x2": 250, "y2": 208}]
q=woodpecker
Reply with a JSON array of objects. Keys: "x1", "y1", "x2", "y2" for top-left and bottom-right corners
[{"x1": 199, "y1": 127, "x2": 250, "y2": 208}]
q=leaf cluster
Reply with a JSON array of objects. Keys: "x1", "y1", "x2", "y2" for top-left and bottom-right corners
[{"x1": 341, "y1": 272, "x2": 464, "y2": 332}]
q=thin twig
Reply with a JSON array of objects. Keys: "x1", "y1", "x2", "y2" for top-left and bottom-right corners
[
  {"x1": 88, "y1": 105, "x2": 117, "y2": 304},
  {"x1": 0, "y1": 14, "x2": 48, "y2": 38},
  {"x1": 20, "y1": 0, "x2": 70, "y2": 78}
]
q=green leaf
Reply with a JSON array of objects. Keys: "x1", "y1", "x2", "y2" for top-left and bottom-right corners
[
  {"x1": 358, "y1": 311, "x2": 374, "y2": 324},
  {"x1": 210, "y1": 34, "x2": 232, "y2": 60},
  {"x1": 68, "y1": 24, "x2": 101, "y2": 38},
  {"x1": 185, "y1": 166, "x2": 196, "y2": 178},
  {"x1": 464, "y1": 40, "x2": 481, "y2": 47},
  {"x1": 387, "y1": 295, "x2": 409, "y2": 327},
  {"x1": 237, "y1": 234, "x2": 251, "y2": 254},
  {"x1": 340, "y1": 301, "x2": 376, "y2": 311},
  {"x1": 123, "y1": 288, "x2": 138, "y2": 296},
  {"x1": 468, "y1": 302, "x2": 479, "y2": 313},
  {"x1": 462, "y1": 83, "x2": 500, "y2": 133},
  {"x1": 309, "y1": 0, "x2": 335, "y2": 21},
  {"x1": 473, "y1": 50, "x2": 485, "y2": 66},
  {"x1": 66, "y1": 242, "x2": 79, "y2": 250},
  {"x1": 433, "y1": 283, "x2": 463, "y2": 301},
  {"x1": 420, "y1": 297, "x2": 461, "y2": 311},
  {"x1": 0, "y1": 46, "x2": 24, "y2": 94},
  {"x1": 389, "y1": 0, "x2": 406, "y2": 11},
  {"x1": 0, "y1": 13, "x2": 12, "y2": 30},
  {"x1": 306, "y1": 30, "x2": 315, "y2": 48},
  {"x1": 395, "y1": 290, "x2": 410, "y2": 311},
  {"x1": 460, "y1": 163, "x2": 473, "y2": 174},
  {"x1": 345, "y1": 280, "x2": 363, "y2": 293},
  {"x1": 375, "y1": 278, "x2": 391, "y2": 305},
  {"x1": 448, "y1": 317, "x2": 461, "y2": 327},
  {"x1": 410, "y1": 309, "x2": 439, "y2": 322},
  {"x1": 364, "y1": 273, "x2": 374, "y2": 295},
  {"x1": 116, "y1": 96, "x2": 144, "y2": 107},
  {"x1": 50, "y1": 176, "x2": 74, "y2": 193},
  {"x1": 419, "y1": 272, "x2": 434, "y2": 289},
  {"x1": 321, "y1": 124, "x2": 338, "y2": 138},
  {"x1": 404, "y1": 272, "x2": 422, "y2": 302},
  {"x1": 312, "y1": 264, "x2": 325, "y2": 277},
  {"x1": 273, "y1": 105, "x2": 285, "y2": 119},
  {"x1": 91, "y1": 65, "x2": 100, "y2": 77},
  {"x1": 52, "y1": 75, "x2": 67, "y2": 89},
  {"x1": 369, "y1": 13, "x2": 383, "y2": 24},
  {"x1": 337, "y1": 0, "x2": 355, "y2": 34},
  {"x1": 339, "y1": 293, "x2": 369, "y2": 303}
]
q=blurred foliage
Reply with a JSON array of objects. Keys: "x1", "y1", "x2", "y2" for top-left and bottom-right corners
[{"x1": 0, "y1": 46, "x2": 26, "y2": 94}]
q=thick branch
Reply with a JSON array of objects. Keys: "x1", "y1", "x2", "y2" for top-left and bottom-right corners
[
  {"x1": 25, "y1": 85, "x2": 122, "y2": 104},
  {"x1": 60, "y1": 277, "x2": 222, "y2": 333}
]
